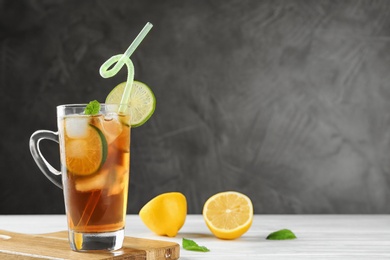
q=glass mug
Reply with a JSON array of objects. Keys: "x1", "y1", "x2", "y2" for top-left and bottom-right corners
[{"x1": 30, "y1": 104, "x2": 131, "y2": 251}]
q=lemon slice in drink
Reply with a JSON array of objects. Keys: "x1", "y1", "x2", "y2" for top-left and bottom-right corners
[
  {"x1": 105, "y1": 81, "x2": 156, "y2": 127},
  {"x1": 65, "y1": 123, "x2": 108, "y2": 176}
]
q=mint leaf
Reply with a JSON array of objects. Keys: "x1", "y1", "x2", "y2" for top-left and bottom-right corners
[
  {"x1": 266, "y1": 229, "x2": 297, "y2": 240},
  {"x1": 182, "y1": 238, "x2": 210, "y2": 252},
  {"x1": 84, "y1": 100, "x2": 100, "y2": 115}
]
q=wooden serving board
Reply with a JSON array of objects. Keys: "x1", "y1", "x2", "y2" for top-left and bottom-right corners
[{"x1": 0, "y1": 230, "x2": 179, "y2": 259}]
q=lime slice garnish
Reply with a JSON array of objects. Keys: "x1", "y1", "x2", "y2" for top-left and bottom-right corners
[{"x1": 105, "y1": 81, "x2": 156, "y2": 127}]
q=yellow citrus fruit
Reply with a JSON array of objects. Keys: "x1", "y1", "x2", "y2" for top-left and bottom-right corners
[
  {"x1": 203, "y1": 191, "x2": 253, "y2": 240},
  {"x1": 139, "y1": 192, "x2": 187, "y2": 237}
]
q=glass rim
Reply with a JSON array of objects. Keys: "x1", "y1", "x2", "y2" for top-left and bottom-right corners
[
  {"x1": 56, "y1": 103, "x2": 131, "y2": 117},
  {"x1": 56, "y1": 103, "x2": 130, "y2": 109}
]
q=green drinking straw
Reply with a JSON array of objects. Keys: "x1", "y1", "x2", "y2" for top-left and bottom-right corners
[{"x1": 99, "y1": 22, "x2": 153, "y2": 113}]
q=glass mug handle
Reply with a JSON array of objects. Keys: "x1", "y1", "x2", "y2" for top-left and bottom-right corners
[{"x1": 29, "y1": 130, "x2": 63, "y2": 189}]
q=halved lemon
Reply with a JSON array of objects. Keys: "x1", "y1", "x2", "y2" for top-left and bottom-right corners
[
  {"x1": 65, "y1": 124, "x2": 107, "y2": 176},
  {"x1": 202, "y1": 191, "x2": 253, "y2": 240},
  {"x1": 105, "y1": 81, "x2": 156, "y2": 127}
]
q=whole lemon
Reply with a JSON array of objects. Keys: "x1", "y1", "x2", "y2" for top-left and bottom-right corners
[{"x1": 139, "y1": 192, "x2": 187, "y2": 237}]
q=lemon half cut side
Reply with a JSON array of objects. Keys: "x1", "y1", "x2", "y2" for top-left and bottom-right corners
[{"x1": 203, "y1": 191, "x2": 253, "y2": 240}]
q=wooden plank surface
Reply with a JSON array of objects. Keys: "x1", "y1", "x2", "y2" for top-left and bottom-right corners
[{"x1": 0, "y1": 230, "x2": 179, "y2": 259}]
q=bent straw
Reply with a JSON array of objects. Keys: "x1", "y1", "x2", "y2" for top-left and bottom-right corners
[
  {"x1": 76, "y1": 24, "x2": 153, "y2": 229},
  {"x1": 100, "y1": 22, "x2": 153, "y2": 113}
]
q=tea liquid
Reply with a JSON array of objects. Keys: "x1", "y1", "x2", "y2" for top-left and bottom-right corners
[{"x1": 59, "y1": 113, "x2": 130, "y2": 233}]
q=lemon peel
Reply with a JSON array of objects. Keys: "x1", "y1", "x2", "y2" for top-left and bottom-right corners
[{"x1": 139, "y1": 192, "x2": 187, "y2": 237}]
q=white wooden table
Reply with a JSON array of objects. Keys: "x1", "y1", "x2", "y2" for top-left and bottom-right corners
[{"x1": 0, "y1": 215, "x2": 389, "y2": 259}]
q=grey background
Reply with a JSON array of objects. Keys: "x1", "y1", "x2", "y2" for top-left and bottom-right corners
[{"x1": 1, "y1": 0, "x2": 389, "y2": 214}]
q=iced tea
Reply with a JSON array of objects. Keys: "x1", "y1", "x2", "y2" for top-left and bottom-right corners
[{"x1": 58, "y1": 106, "x2": 131, "y2": 234}]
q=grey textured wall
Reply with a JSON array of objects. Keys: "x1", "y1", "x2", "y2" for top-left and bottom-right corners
[{"x1": 1, "y1": 0, "x2": 389, "y2": 214}]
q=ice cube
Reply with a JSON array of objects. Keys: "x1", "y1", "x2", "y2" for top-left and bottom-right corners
[
  {"x1": 65, "y1": 116, "x2": 89, "y2": 138},
  {"x1": 104, "y1": 112, "x2": 117, "y2": 121},
  {"x1": 106, "y1": 166, "x2": 128, "y2": 196},
  {"x1": 102, "y1": 116, "x2": 122, "y2": 144}
]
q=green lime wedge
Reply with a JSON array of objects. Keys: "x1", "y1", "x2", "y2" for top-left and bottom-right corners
[{"x1": 105, "y1": 81, "x2": 156, "y2": 127}]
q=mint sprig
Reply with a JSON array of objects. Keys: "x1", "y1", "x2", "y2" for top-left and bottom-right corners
[
  {"x1": 182, "y1": 238, "x2": 210, "y2": 252},
  {"x1": 84, "y1": 100, "x2": 100, "y2": 115},
  {"x1": 266, "y1": 229, "x2": 297, "y2": 240}
]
